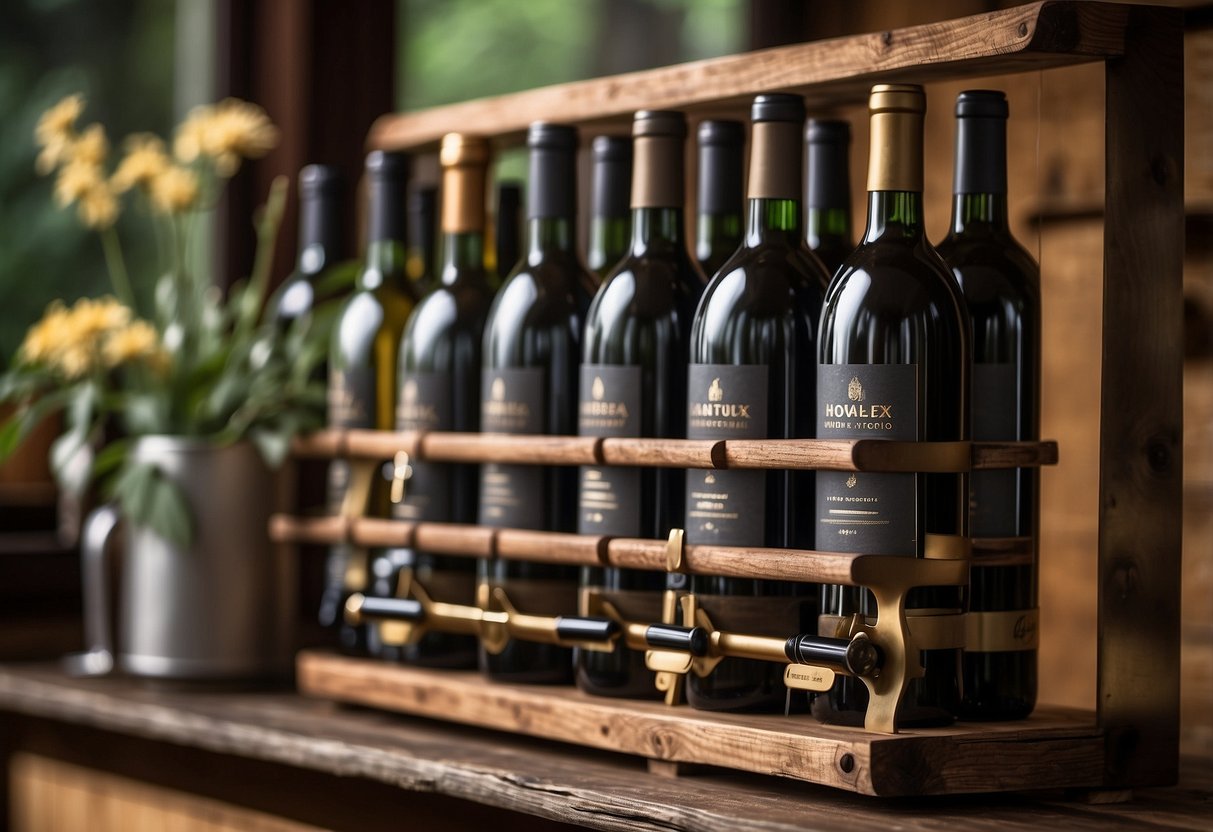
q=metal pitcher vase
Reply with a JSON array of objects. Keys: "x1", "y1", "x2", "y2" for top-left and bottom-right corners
[{"x1": 67, "y1": 437, "x2": 295, "y2": 681}]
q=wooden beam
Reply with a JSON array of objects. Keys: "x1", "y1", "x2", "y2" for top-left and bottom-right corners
[{"x1": 1098, "y1": 4, "x2": 1184, "y2": 789}]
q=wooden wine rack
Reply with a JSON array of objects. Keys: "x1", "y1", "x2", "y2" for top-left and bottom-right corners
[{"x1": 277, "y1": 0, "x2": 1184, "y2": 798}]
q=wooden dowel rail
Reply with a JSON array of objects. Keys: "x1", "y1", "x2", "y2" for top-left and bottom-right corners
[
  {"x1": 290, "y1": 429, "x2": 1058, "y2": 472},
  {"x1": 269, "y1": 515, "x2": 970, "y2": 588}
]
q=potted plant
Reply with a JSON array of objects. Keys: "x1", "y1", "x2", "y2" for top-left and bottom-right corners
[{"x1": 0, "y1": 94, "x2": 332, "y2": 680}]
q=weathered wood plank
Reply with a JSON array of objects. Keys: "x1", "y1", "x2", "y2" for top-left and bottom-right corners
[
  {"x1": 1098, "y1": 5, "x2": 1185, "y2": 789},
  {"x1": 293, "y1": 652, "x2": 1105, "y2": 797},
  {"x1": 368, "y1": 1, "x2": 1129, "y2": 151}
]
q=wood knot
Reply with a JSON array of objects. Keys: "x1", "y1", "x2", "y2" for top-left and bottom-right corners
[
  {"x1": 1018, "y1": 21, "x2": 1029, "y2": 37},
  {"x1": 881, "y1": 31, "x2": 894, "y2": 47}
]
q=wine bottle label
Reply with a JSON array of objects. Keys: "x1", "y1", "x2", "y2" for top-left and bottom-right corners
[
  {"x1": 965, "y1": 608, "x2": 1040, "y2": 652},
  {"x1": 326, "y1": 365, "x2": 375, "y2": 510},
  {"x1": 684, "y1": 364, "x2": 768, "y2": 546},
  {"x1": 479, "y1": 367, "x2": 545, "y2": 529},
  {"x1": 816, "y1": 364, "x2": 918, "y2": 555},
  {"x1": 392, "y1": 372, "x2": 452, "y2": 522},
  {"x1": 971, "y1": 363, "x2": 1019, "y2": 537},
  {"x1": 577, "y1": 364, "x2": 642, "y2": 535}
]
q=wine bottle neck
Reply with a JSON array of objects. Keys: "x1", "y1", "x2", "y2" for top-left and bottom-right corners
[
  {"x1": 629, "y1": 207, "x2": 685, "y2": 256},
  {"x1": 525, "y1": 216, "x2": 576, "y2": 259},
  {"x1": 366, "y1": 177, "x2": 406, "y2": 246},
  {"x1": 744, "y1": 198, "x2": 801, "y2": 246},
  {"x1": 861, "y1": 191, "x2": 925, "y2": 242},
  {"x1": 439, "y1": 231, "x2": 486, "y2": 287},
  {"x1": 588, "y1": 215, "x2": 629, "y2": 271},
  {"x1": 949, "y1": 193, "x2": 1009, "y2": 234},
  {"x1": 359, "y1": 239, "x2": 408, "y2": 291},
  {"x1": 806, "y1": 207, "x2": 851, "y2": 251},
  {"x1": 297, "y1": 193, "x2": 343, "y2": 274}
]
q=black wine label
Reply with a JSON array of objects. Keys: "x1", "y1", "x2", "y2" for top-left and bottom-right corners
[
  {"x1": 684, "y1": 364, "x2": 768, "y2": 546},
  {"x1": 578, "y1": 365, "x2": 642, "y2": 535},
  {"x1": 327, "y1": 366, "x2": 375, "y2": 510},
  {"x1": 392, "y1": 372, "x2": 451, "y2": 522},
  {"x1": 479, "y1": 367, "x2": 545, "y2": 529},
  {"x1": 971, "y1": 363, "x2": 1018, "y2": 537},
  {"x1": 816, "y1": 364, "x2": 918, "y2": 555}
]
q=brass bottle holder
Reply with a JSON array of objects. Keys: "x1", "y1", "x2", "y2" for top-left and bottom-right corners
[{"x1": 279, "y1": 430, "x2": 1055, "y2": 734}]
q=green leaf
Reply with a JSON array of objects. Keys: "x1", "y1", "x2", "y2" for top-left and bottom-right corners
[
  {"x1": 110, "y1": 460, "x2": 193, "y2": 549},
  {"x1": 249, "y1": 425, "x2": 291, "y2": 468},
  {"x1": 0, "y1": 387, "x2": 73, "y2": 463}
]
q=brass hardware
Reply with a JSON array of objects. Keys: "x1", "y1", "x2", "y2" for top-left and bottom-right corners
[
  {"x1": 784, "y1": 664, "x2": 836, "y2": 692},
  {"x1": 818, "y1": 610, "x2": 967, "y2": 651},
  {"x1": 965, "y1": 608, "x2": 1040, "y2": 652},
  {"x1": 650, "y1": 588, "x2": 687, "y2": 705},
  {"x1": 665, "y1": 528, "x2": 685, "y2": 572},
  {"x1": 389, "y1": 451, "x2": 413, "y2": 505},
  {"x1": 340, "y1": 460, "x2": 377, "y2": 592}
]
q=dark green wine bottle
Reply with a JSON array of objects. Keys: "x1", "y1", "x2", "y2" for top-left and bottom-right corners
[
  {"x1": 586, "y1": 136, "x2": 632, "y2": 280},
  {"x1": 272, "y1": 165, "x2": 346, "y2": 326},
  {"x1": 322, "y1": 151, "x2": 417, "y2": 653},
  {"x1": 493, "y1": 181, "x2": 523, "y2": 284},
  {"x1": 814, "y1": 84, "x2": 969, "y2": 728},
  {"x1": 405, "y1": 183, "x2": 438, "y2": 295},
  {"x1": 577, "y1": 111, "x2": 705, "y2": 698},
  {"x1": 804, "y1": 119, "x2": 854, "y2": 276},
  {"x1": 478, "y1": 123, "x2": 590, "y2": 683},
  {"x1": 695, "y1": 120, "x2": 744, "y2": 279},
  {"x1": 378, "y1": 134, "x2": 496, "y2": 669},
  {"x1": 685, "y1": 94, "x2": 829, "y2": 713},
  {"x1": 937, "y1": 90, "x2": 1040, "y2": 721}
]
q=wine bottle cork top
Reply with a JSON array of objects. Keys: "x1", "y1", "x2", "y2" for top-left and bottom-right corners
[
  {"x1": 868, "y1": 84, "x2": 926, "y2": 115},
  {"x1": 527, "y1": 122, "x2": 577, "y2": 150},
  {"x1": 365, "y1": 149, "x2": 408, "y2": 180},
  {"x1": 633, "y1": 110, "x2": 688, "y2": 139},
  {"x1": 298, "y1": 164, "x2": 341, "y2": 195},
  {"x1": 592, "y1": 135, "x2": 632, "y2": 161},
  {"x1": 697, "y1": 119, "x2": 744, "y2": 146},
  {"x1": 805, "y1": 119, "x2": 850, "y2": 145},
  {"x1": 955, "y1": 89, "x2": 1009, "y2": 119},
  {"x1": 440, "y1": 133, "x2": 489, "y2": 167},
  {"x1": 751, "y1": 92, "x2": 805, "y2": 123}
]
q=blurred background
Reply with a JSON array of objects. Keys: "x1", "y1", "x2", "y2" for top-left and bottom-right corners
[{"x1": 0, "y1": 0, "x2": 1209, "y2": 759}]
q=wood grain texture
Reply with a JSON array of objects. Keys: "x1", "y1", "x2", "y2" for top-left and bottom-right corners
[
  {"x1": 294, "y1": 652, "x2": 1105, "y2": 797},
  {"x1": 368, "y1": 1, "x2": 1128, "y2": 151},
  {"x1": 291, "y1": 429, "x2": 1057, "y2": 473},
  {"x1": 1098, "y1": 5, "x2": 1185, "y2": 789},
  {"x1": 1, "y1": 665, "x2": 1210, "y2": 830}
]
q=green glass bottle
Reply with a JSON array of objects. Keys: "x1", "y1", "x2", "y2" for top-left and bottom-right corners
[
  {"x1": 814, "y1": 84, "x2": 969, "y2": 728},
  {"x1": 804, "y1": 119, "x2": 854, "y2": 276},
  {"x1": 694, "y1": 120, "x2": 744, "y2": 279},
  {"x1": 271, "y1": 165, "x2": 346, "y2": 327},
  {"x1": 478, "y1": 123, "x2": 590, "y2": 683},
  {"x1": 373, "y1": 134, "x2": 496, "y2": 669},
  {"x1": 586, "y1": 136, "x2": 632, "y2": 280},
  {"x1": 322, "y1": 150, "x2": 417, "y2": 653},
  {"x1": 405, "y1": 183, "x2": 438, "y2": 295},
  {"x1": 685, "y1": 94, "x2": 829, "y2": 712},
  {"x1": 937, "y1": 90, "x2": 1040, "y2": 721},
  {"x1": 577, "y1": 111, "x2": 705, "y2": 698}
]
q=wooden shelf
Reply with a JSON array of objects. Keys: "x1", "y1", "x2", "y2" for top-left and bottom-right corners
[
  {"x1": 368, "y1": 1, "x2": 1128, "y2": 150},
  {"x1": 291, "y1": 429, "x2": 1059, "y2": 472},
  {"x1": 296, "y1": 651, "x2": 1104, "y2": 798}
]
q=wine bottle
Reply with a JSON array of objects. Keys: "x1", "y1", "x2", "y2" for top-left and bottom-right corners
[
  {"x1": 494, "y1": 181, "x2": 523, "y2": 282},
  {"x1": 321, "y1": 150, "x2": 417, "y2": 652},
  {"x1": 685, "y1": 94, "x2": 829, "y2": 712},
  {"x1": 936, "y1": 90, "x2": 1040, "y2": 721},
  {"x1": 479, "y1": 122, "x2": 590, "y2": 683},
  {"x1": 804, "y1": 119, "x2": 854, "y2": 275},
  {"x1": 405, "y1": 183, "x2": 438, "y2": 294},
  {"x1": 814, "y1": 84, "x2": 969, "y2": 727},
  {"x1": 694, "y1": 120, "x2": 744, "y2": 279},
  {"x1": 271, "y1": 165, "x2": 346, "y2": 326},
  {"x1": 383, "y1": 134, "x2": 495, "y2": 669},
  {"x1": 577, "y1": 111, "x2": 705, "y2": 698},
  {"x1": 586, "y1": 136, "x2": 632, "y2": 280}
]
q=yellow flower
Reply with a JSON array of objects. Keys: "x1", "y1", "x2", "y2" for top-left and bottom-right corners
[
  {"x1": 69, "y1": 123, "x2": 109, "y2": 166},
  {"x1": 54, "y1": 160, "x2": 104, "y2": 207},
  {"x1": 103, "y1": 320, "x2": 168, "y2": 372},
  {"x1": 18, "y1": 297, "x2": 132, "y2": 378},
  {"x1": 36, "y1": 134, "x2": 72, "y2": 175},
  {"x1": 78, "y1": 183, "x2": 119, "y2": 229},
  {"x1": 174, "y1": 98, "x2": 278, "y2": 177},
  {"x1": 35, "y1": 94, "x2": 84, "y2": 150},
  {"x1": 70, "y1": 297, "x2": 131, "y2": 339},
  {"x1": 149, "y1": 165, "x2": 200, "y2": 214},
  {"x1": 18, "y1": 301, "x2": 72, "y2": 365},
  {"x1": 111, "y1": 133, "x2": 170, "y2": 193}
]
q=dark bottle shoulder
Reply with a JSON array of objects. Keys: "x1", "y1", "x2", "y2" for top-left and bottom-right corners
[
  {"x1": 937, "y1": 230, "x2": 1040, "y2": 306},
  {"x1": 699, "y1": 241, "x2": 829, "y2": 316},
  {"x1": 593, "y1": 254, "x2": 703, "y2": 317}
]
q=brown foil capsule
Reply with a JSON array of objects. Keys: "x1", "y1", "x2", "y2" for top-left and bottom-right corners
[
  {"x1": 440, "y1": 133, "x2": 490, "y2": 234},
  {"x1": 632, "y1": 110, "x2": 687, "y2": 209},
  {"x1": 866, "y1": 83, "x2": 926, "y2": 193}
]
